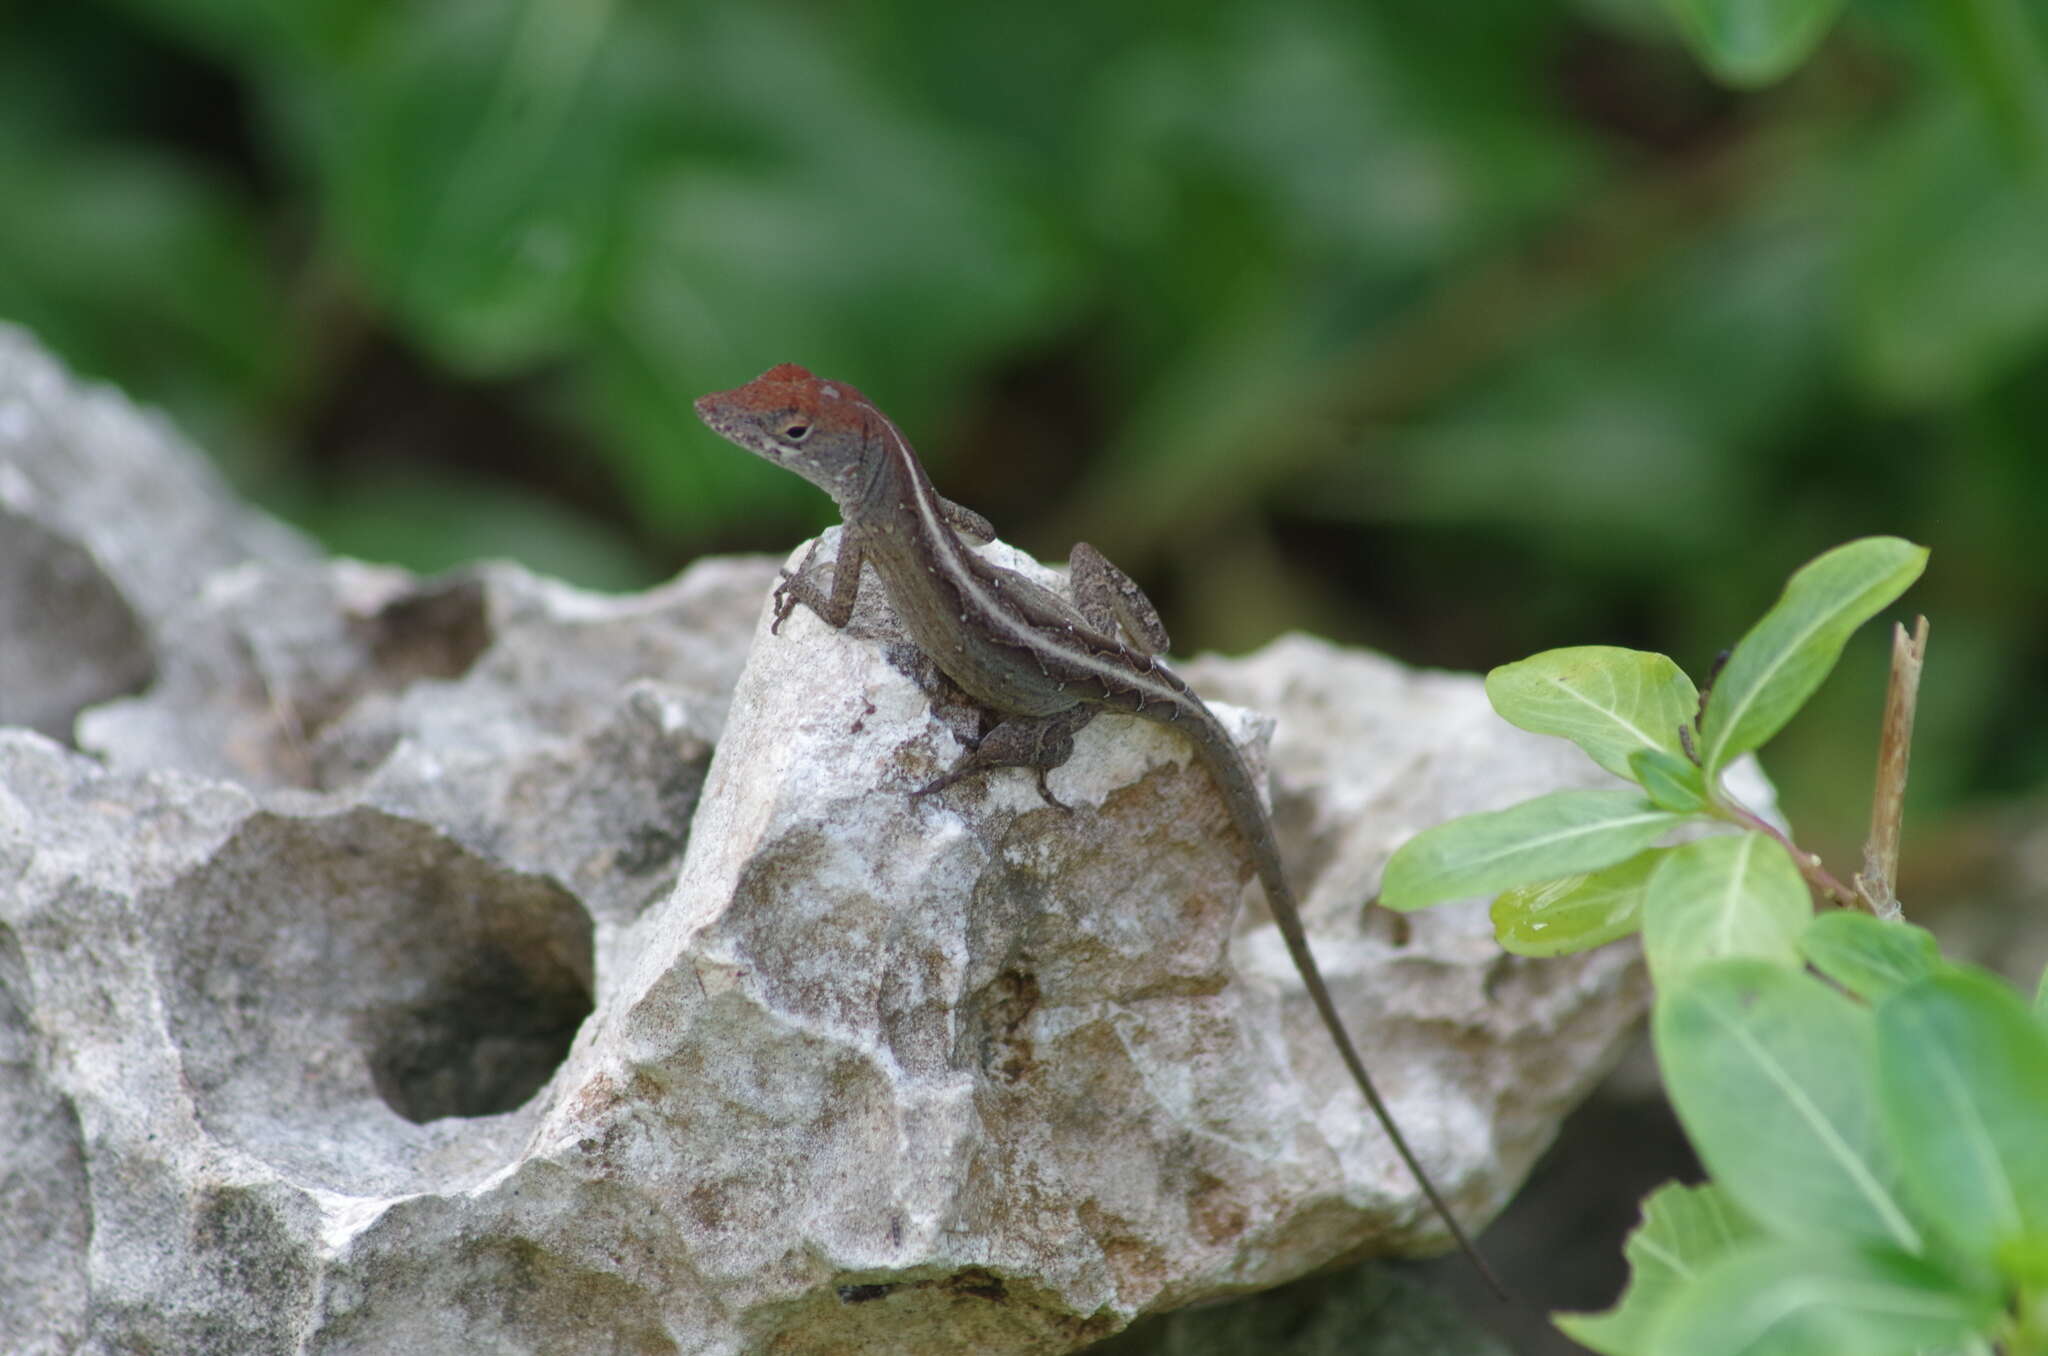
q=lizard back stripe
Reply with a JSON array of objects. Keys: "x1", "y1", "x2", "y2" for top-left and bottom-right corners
[{"x1": 879, "y1": 414, "x2": 1203, "y2": 715}]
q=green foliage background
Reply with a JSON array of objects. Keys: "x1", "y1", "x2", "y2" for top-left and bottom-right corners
[
  {"x1": 8, "y1": 1, "x2": 2046, "y2": 1348},
  {"x1": 4, "y1": 0, "x2": 2045, "y2": 888}
]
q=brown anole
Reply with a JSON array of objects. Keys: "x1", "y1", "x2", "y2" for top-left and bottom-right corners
[{"x1": 696, "y1": 363, "x2": 1498, "y2": 1292}]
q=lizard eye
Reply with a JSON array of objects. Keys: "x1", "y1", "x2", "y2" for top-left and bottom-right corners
[{"x1": 782, "y1": 422, "x2": 811, "y2": 442}]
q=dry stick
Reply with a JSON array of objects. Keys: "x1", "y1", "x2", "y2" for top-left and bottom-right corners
[
  {"x1": 1717, "y1": 616, "x2": 1930, "y2": 916},
  {"x1": 1855, "y1": 616, "x2": 1930, "y2": 920}
]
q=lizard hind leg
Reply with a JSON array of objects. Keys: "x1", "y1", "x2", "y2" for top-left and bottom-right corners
[
  {"x1": 1068, "y1": 543, "x2": 1171, "y2": 657},
  {"x1": 912, "y1": 705, "x2": 1099, "y2": 809}
]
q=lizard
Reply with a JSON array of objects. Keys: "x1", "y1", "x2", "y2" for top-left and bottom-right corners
[{"x1": 695, "y1": 362, "x2": 1499, "y2": 1293}]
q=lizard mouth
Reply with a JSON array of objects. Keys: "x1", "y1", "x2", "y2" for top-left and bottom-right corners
[
  {"x1": 694, "y1": 392, "x2": 803, "y2": 469},
  {"x1": 691, "y1": 394, "x2": 733, "y2": 432},
  {"x1": 692, "y1": 397, "x2": 769, "y2": 455}
]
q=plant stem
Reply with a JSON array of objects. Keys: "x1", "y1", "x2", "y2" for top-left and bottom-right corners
[{"x1": 1717, "y1": 798, "x2": 1865, "y2": 911}]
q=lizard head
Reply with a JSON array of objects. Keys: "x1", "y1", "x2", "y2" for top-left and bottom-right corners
[{"x1": 694, "y1": 363, "x2": 882, "y2": 507}]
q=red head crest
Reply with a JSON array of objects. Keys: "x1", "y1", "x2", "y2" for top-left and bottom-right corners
[{"x1": 694, "y1": 364, "x2": 887, "y2": 504}]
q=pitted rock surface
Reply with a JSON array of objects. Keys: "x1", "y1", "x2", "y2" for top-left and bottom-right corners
[{"x1": 0, "y1": 326, "x2": 1680, "y2": 1354}]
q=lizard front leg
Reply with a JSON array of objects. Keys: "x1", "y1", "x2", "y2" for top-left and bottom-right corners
[
  {"x1": 772, "y1": 533, "x2": 865, "y2": 634},
  {"x1": 912, "y1": 703, "x2": 1098, "y2": 810}
]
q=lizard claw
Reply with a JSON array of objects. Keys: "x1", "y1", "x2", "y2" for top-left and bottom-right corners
[
  {"x1": 912, "y1": 764, "x2": 1070, "y2": 812},
  {"x1": 770, "y1": 575, "x2": 800, "y2": 634},
  {"x1": 910, "y1": 770, "x2": 959, "y2": 800}
]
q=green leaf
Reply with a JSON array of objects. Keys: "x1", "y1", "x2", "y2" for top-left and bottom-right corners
[
  {"x1": 1491, "y1": 849, "x2": 1667, "y2": 957},
  {"x1": 0, "y1": 133, "x2": 294, "y2": 462},
  {"x1": 1630, "y1": 748, "x2": 1711, "y2": 814},
  {"x1": 293, "y1": 462, "x2": 658, "y2": 590},
  {"x1": 1922, "y1": 0, "x2": 2048, "y2": 170},
  {"x1": 1695, "y1": 538, "x2": 1928, "y2": 779},
  {"x1": 1642, "y1": 833, "x2": 1810, "y2": 986},
  {"x1": 1879, "y1": 971, "x2": 2048, "y2": 1284},
  {"x1": 1654, "y1": 960, "x2": 1922, "y2": 1252},
  {"x1": 1486, "y1": 647, "x2": 1701, "y2": 781},
  {"x1": 1850, "y1": 101, "x2": 2048, "y2": 405},
  {"x1": 1380, "y1": 790, "x2": 1683, "y2": 913},
  {"x1": 1360, "y1": 181, "x2": 1832, "y2": 575},
  {"x1": 1555, "y1": 1181, "x2": 1761, "y2": 1355},
  {"x1": 106, "y1": 0, "x2": 370, "y2": 68},
  {"x1": 325, "y1": 0, "x2": 644, "y2": 371},
  {"x1": 1664, "y1": 0, "x2": 1850, "y2": 88},
  {"x1": 1800, "y1": 913, "x2": 1943, "y2": 1003},
  {"x1": 1647, "y1": 1242, "x2": 1997, "y2": 1356},
  {"x1": 583, "y1": 5, "x2": 1076, "y2": 537}
]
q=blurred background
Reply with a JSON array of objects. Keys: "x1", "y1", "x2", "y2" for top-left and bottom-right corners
[{"x1": 4, "y1": 0, "x2": 2045, "y2": 1348}]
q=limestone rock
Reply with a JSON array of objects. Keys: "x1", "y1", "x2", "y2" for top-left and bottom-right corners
[
  {"x1": 0, "y1": 324, "x2": 314, "y2": 741},
  {"x1": 1, "y1": 327, "x2": 1669, "y2": 1354}
]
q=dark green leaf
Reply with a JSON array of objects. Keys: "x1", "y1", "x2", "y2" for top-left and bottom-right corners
[
  {"x1": 293, "y1": 463, "x2": 658, "y2": 589},
  {"x1": 0, "y1": 134, "x2": 293, "y2": 461},
  {"x1": 105, "y1": 0, "x2": 372, "y2": 67},
  {"x1": 582, "y1": 5, "x2": 1077, "y2": 536},
  {"x1": 1380, "y1": 790, "x2": 1682, "y2": 912},
  {"x1": 1491, "y1": 849, "x2": 1666, "y2": 957},
  {"x1": 1850, "y1": 101, "x2": 2048, "y2": 405},
  {"x1": 1654, "y1": 960, "x2": 1922, "y2": 1251},
  {"x1": 1353, "y1": 187, "x2": 1835, "y2": 573},
  {"x1": 1922, "y1": 0, "x2": 2048, "y2": 169},
  {"x1": 1486, "y1": 647, "x2": 1700, "y2": 781},
  {"x1": 324, "y1": 0, "x2": 646, "y2": 371},
  {"x1": 1799, "y1": 913, "x2": 1942, "y2": 1003},
  {"x1": 1695, "y1": 538, "x2": 1927, "y2": 778}
]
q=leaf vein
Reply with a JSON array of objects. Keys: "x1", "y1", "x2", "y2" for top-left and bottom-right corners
[{"x1": 1704, "y1": 996, "x2": 1921, "y2": 1252}]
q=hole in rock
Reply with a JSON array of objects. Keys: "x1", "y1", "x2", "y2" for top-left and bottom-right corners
[
  {"x1": 305, "y1": 574, "x2": 492, "y2": 791},
  {"x1": 0, "y1": 508, "x2": 153, "y2": 742},
  {"x1": 163, "y1": 808, "x2": 594, "y2": 1187},
  {"x1": 1371, "y1": 908, "x2": 1413, "y2": 949},
  {"x1": 354, "y1": 574, "x2": 493, "y2": 687},
  {"x1": 365, "y1": 945, "x2": 593, "y2": 1124}
]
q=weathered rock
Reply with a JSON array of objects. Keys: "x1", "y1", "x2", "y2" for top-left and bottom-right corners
[
  {"x1": 0, "y1": 324, "x2": 314, "y2": 742},
  {"x1": 75, "y1": 554, "x2": 775, "y2": 927},
  {"x1": 0, "y1": 328, "x2": 1681, "y2": 1353}
]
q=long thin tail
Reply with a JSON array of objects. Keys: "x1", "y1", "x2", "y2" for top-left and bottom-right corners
[{"x1": 1193, "y1": 717, "x2": 1507, "y2": 1300}]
